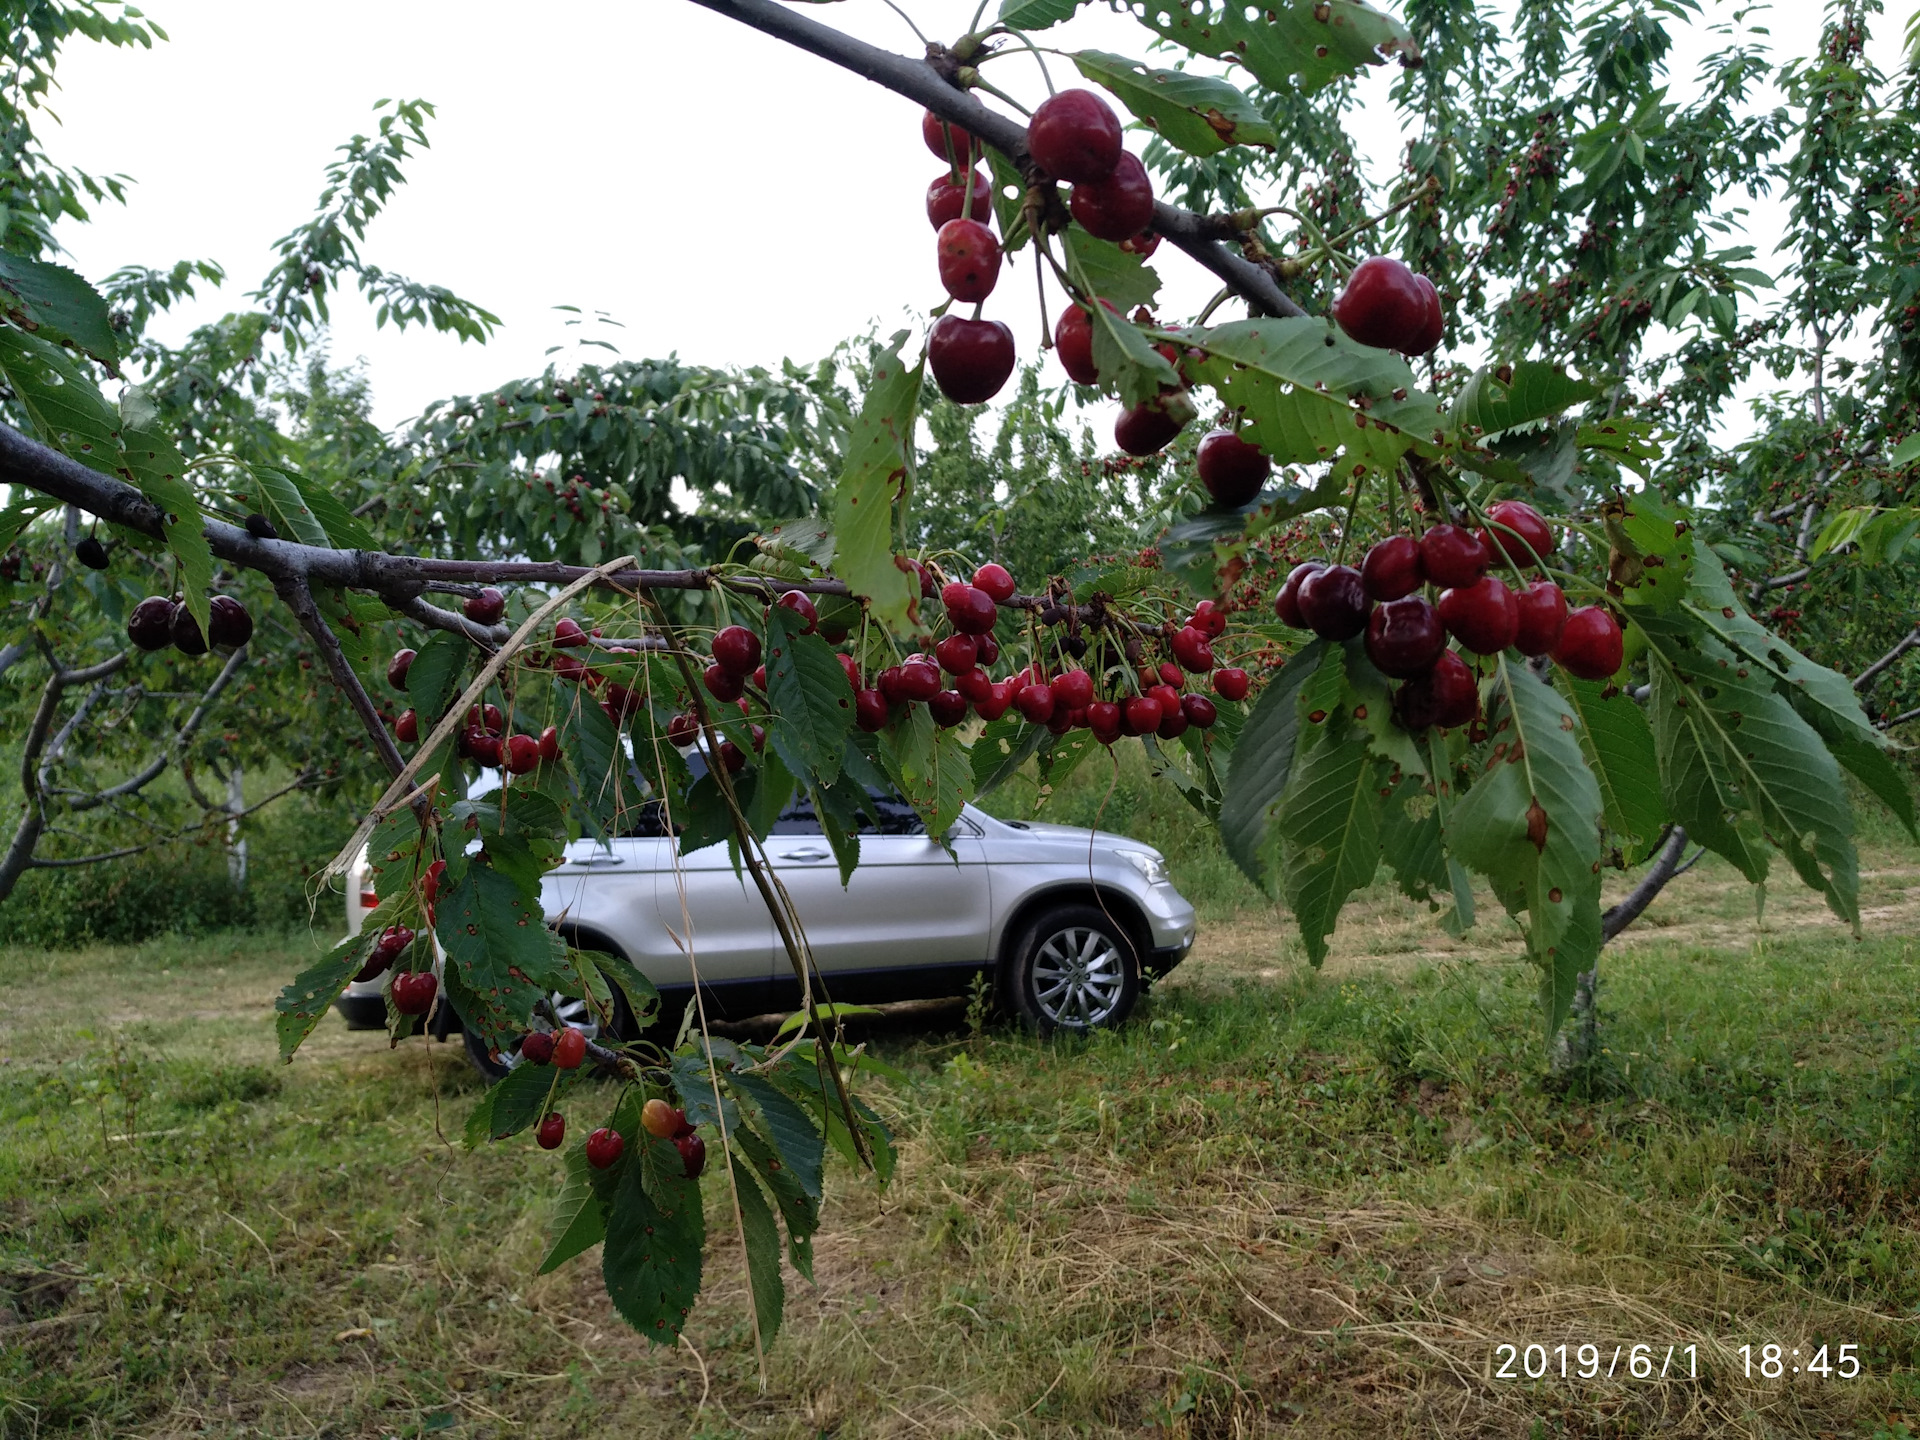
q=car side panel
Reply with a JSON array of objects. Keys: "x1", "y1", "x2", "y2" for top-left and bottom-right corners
[{"x1": 765, "y1": 832, "x2": 993, "y2": 976}]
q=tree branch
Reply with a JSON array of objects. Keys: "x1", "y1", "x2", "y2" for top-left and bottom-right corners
[
  {"x1": 1855, "y1": 624, "x2": 1920, "y2": 693},
  {"x1": 29, "y1": 771, "x2": 320, "y2": 869},
  {"x1": 1601, "y1": 826, "x2": 1689, "y2": 944},
  {"x1": 273, "y1": 577, "x2": 410, "y2": 780},
  {"x1": 63, "y1": 644, "x2": 250, "y2": 812}
]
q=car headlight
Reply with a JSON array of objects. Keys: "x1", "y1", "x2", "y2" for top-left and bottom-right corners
[{"x1": 1115, "y1": 849, "x2": 1168, "y2": 886}]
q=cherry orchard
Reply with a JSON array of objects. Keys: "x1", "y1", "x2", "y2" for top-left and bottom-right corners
[{"x1": 0, "y1": 0, "x2": 1912, "y2": 1363}]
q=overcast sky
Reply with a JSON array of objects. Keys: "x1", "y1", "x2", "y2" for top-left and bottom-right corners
[{"x1": 41, "y1": 0, "x2": 1916, "y2": 434}]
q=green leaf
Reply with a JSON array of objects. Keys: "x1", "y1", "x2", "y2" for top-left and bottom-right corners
[
  {"x1": 764, "y1": 609, "x2": 855, "y2": 785},
  {"x1": 731, "y1": 1123, "x2": 818, "y2": 1281},
  {"x1": 273, "y1": 934, "x2": 368, "y2": 1062},
  {"x1": 1217, "y1": 641, "x2": 1324, "y2": 888},
  {"x1": 1129, "y1": 0, "x2": 1417, "y2": 95},
  {"x1": 1644, "y1": 639, "x2": 1771, "y2": 884},
  {"x1": 1277, "y1": 693, "x2": 1382, "y2": 967},
  {"x1": 435, "y1": 865, "x2": 556, "y2": 1047},
  {"x1": 730, "y1": 1154, "x2": 787, "y2": 1346},
  {"x1": 971, "y1": 715, "x2": 1048, "y2": 797},
  {"x1": 602, "y1": 1135, "x2": 705, "y2": 1343},
  {"x1": 0, "y1": 325, "x2": 122, "y2": 473},
  {"x1": 407, "y1": 630, "x2": 469, "y2": 723},
  {"x1": 1447, "y1": 658, "x2": 1606, "y2": 1032},
  {"x1": 0, "y1": 250, "x2": 121, "y2": 367},
  {"x1": 563, "y1": 688, "x2": 641, "y2": 834},
  {"x1": 117, "y1": 385, "x2": 214, "y2": 641},
  {"x1": 280, "y1": 466, "x2": 379, "y2": 550},
  {"x1": 832, "y1": 331, "x2": 921, "y2": 627},
  {"x1": 879, "y1": 705, "x2": 972, "y2": 835},
  {"x1": 1380, "y1": 772, "x2": 1446, "y2": 904},
  {"x1": 589, "y1": 948, "x2": 661, "y2": 1026},
  {"x1": 463, "y1": 1062, "x2": 563, "y2": 1148},
  {"x1": 1450, "y1": 361, "x2": 1600, "y2": 438},
  {"x1": 1072, "y1": 50, "x2": 1276, "y2": 157},
  {"x1": 1822, "y1": 727, "x2": 1916, "y2": 841},
  {"x1": 727, "y1": 1070, "x2": 825, "y2": 1201},
  {"x1": 1558, "y1": 675, "x2": 1667, "y2": 867},
  {"x1": 245, "y1": 464, "x2": 332, "y2": 548},
  {"x1": 1889, "y1": 432, "x2": 1920, "y2": 468},
  {"x1": 999, "y1": 0, "x2": 1089, "y2": 27},
  {"x1": 539, "y1": 1143, "x2": 609, "y2": 1275},
  {"x1": 1057, "y1": 229, "x2": 1161, "y2": 312}
]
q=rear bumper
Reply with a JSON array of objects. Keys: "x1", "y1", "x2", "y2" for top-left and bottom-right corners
[{"x1": 334, "y1": 994, "x2": 387, "y2": 1031}]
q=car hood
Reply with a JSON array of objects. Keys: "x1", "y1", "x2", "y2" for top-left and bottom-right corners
[{"x1": 986, "y1": 817, "x2": 1154, "y2": 856}]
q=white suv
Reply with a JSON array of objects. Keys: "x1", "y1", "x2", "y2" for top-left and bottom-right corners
[{"x1": 334, "y1": 788, "x2": 1196, "y2": 1072}]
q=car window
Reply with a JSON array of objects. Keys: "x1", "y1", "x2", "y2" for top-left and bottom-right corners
[{"x1": 772, "y1": 790, "x2": 927, "y2": 837}]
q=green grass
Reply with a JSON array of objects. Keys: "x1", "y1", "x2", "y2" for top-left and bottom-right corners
[{"x1": 3, "y1": 853, "x2": 1920, "y2": 1437}]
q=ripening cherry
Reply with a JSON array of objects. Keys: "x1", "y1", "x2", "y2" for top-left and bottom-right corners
[
  {"x1": 1553, "y1": 606, "x2": 1624, "y2": 680},
  {"x1": 465, "y1": 587, "x2": 506, "y2": 624},
  {"x1": 1360, "y1": 535, "x2": 1422, "y2": 601},
  {"x1": 1419, "y1": 523, "x2": 1491, "y2": 589},
  {"x1": 666, "y1": 713, "x2": 699, "y2": 747},
  {"x1": 536, "y1": 1112, "x2": 566, "y2": 1150},
  {"x1": 1333, "y1": 256, "x2": 1443, "y2": 354},
  {"x1": 976, "y1": 680, "x2": 1017, "y2": 722},
  {"x1": 1296, "y1": 564, "x2": 1373, "y2": 641},
  {"x1": 928, "y1": 314, "x2": 1016, "y2": 404},
  {"x1": 1123, "y1": 695, "x2": 1163, "y2": 736},
  {"x1": 1196, "y1": 429, "x2": 1270, "y2": 508},
  {"x1": 552, "y1": 1027, "x2": 587, "y2": 1070},
  {"x1": 675, "y1": 1132, "x2": 707, "y2": 1179},
  {"x1": 127, "y1": 596, "x2": 177, "y2": 651},
  {"x1": 936, "y1": 218, "x2": 1001, "y2": 304},
  {"x1": 1182, "y1": 693, "x2": 1218, "y2": 729},
  {"x1": 941, "y1": 582, "x2": 998, "y2": 635},
  {"x1": 929, "y1": 691, "x2": 969, "y2": 727},
  {"x1": 1015, "y1": 682, "x2": 1056, "y2": 724},
  {"x1": 1513, "y1": 580, "x2": 1570, "y2": 656},
  {"x1": 1394, "y1": 649, "x2": 1478, "y2": 731},
  {"x1": 926, "y1": 168, "x2": 993, "y2": 229},
  {"x1": 1114, "y1": 397, "x2": 1187, "y2": 456},
  {"x1": 586, "y1": 1128, "x2": 625, "y2": 1170},
  {"x1": 896, "y1": 659, "x2": 943, "y2": 703},
  {"x1": 972, "y1": 562, "x2": 1016, "y2": 603},
  {"x1": 855, "y1": 688, "x2": 889, "y2": 732},
  {"x1": 502, "y1": 733, "x2": 542, "y2": 775},
  {"x1": 1025, "y1": 89, "x2": 1123, "y2": 183},
  {"x1": 641, "y1": 1097, "x2": 689, "y2": 1140},
  {"x1": 553, "y1": 618, "x2": 589, "y2": 648},
  {"x1": 1052, "y1": 668, "x2": 1094, "y2": 710},
  {"x1": 1365, "y1": 596, "x2": 1447, "y2": 678},
  {"x1": 956, "y1": 668, "x2": 996, "y2": 704},
  {"x1": 936, "y1": 633, "x2": 978, "y2": 675},
  {"x1": 1069, "y1": 152, "x2": 1155, "y2": 242},
  {"x1": 395, "y1": 709, "x2": 419, "y2": 743},
  {"x1": 1170, "y1": 626, "x2": 1214, "y2": 673},
  {"x1": 1274, "y1": 561, "x2": 1325, "y2": 628},
  {"x1": 921, "y1": 109, "x2": 980, "y2": 169},
  {"x1": 704, "y1": 663, "x2": 746, "y2": 703},
  {"x1": 1190, "y1": 599, "x2": 1228, "y2": 638},
  {"x1": 712, "y1": 625, "x2": 761, "y2": 676},
  {"x1": 1212, "y1": 667, "x2": 1250, "y2": 702},
  {"x1": 774, "y1": 589, "x2": 818, "y2": 634},
  {"x1": 1437, "y1": 576, "x2": 1520, "y2": 654},
  {"x1": 1479, "y1": 499, "x2": 1555, "y2": 570},
  {"x1": 393, "y1": 970, "x2": 437, "y2": 1016}
]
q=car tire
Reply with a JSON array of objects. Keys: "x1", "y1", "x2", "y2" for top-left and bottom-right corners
[
  {"x1": 1006, "y1": 903, "x2": 1141, "y2": 1035},
  {"x1": 461, "y1": 989, "x2": 631, "y2": 1083}
]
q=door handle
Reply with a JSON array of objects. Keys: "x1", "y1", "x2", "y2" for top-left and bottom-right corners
[
  {"x1": 779, "y1": 847, "x2": 832, "y2": 862},
  {"x1": 574, "y1": 855, "x2": 627, "y2": 867}
]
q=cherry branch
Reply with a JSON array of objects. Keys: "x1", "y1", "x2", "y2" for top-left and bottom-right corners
[
  {"x1": 682, "y1": 0, "x2": 1306, "y2": 321},
  {"x1": 1855, "y1": 624, "x2": 1920, "y2": 694}
]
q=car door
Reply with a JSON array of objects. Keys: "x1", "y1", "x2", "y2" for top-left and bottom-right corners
[
  {"x1": 653, "y1": 833, "x2": 777, "y2": 1004},
  {"x1": 765, "y1": 793, "x2": 992, "y2": 999}
]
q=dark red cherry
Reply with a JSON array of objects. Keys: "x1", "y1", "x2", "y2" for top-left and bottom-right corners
[
  {"x1": 921, "y1": 109, "x2": 980, "y2": 169},
  {"x1": 928, "y1": 315, "x2": 1016, "y2": 404},
  {"x1": 1394, "y1": 649, "x2": 1478, "y2": 731},
  {"x1": 1553, "y1": 606, "x2": 1624, "y2": 680},
  {"x1": 203, "y1": 595, "x2": 251, "y2": 647},
  {"x1": 1196, "y1": 429, "x2": 1270, "y2": 507},
  {"x1": 1069, "y1": 152, "x2": 1154, "y2": 242},
  {"x1": 926, "y1": 168, "x2": 993, "y2": 229},
  {"x1": 502, "y1": 733, "x2": 541, "y2": 775},
  {"x1": 538, "y1": 725, "x2": 560, "y2": 762},
  {"x1": 976, "y1": 680, "x2": 1016, "y2": 722},
  {"x1": 712, "y1": 625, "x2": 761, "y2": 676},
  {"x1": 170, "y1": 604, "x2": 209, "y2": 656},
  {"x1": 774, "y1": 590, "x2": 818, "y2": 634},
  {"x1": 1479, "y1": 500, "x2": 1555, "y2": 569},
  {"x1": 1025, "y1": 89, "x2": 1123, "y2": 184},
  {"x1": 1157, "y1": 706, "x2": 1190, "y2": 740},
  {"x1": 465, "y1": 586, "x2": 506, "y2": 625},
  {"x1": 387, "y1": 648, "x2": 418, "y2": 688},
  {"x1": 1360, "y1": 535, "x2": 1422, "y2": 601},
  {"x1": 395, "y1": 709, "x2": 419, "y2": 743},
  {"x1": 1514, "y1": 580, "x2": 1570, "y2": 656},
  {"x1": 717, "y1": 739, "x2": 746, "y2": 774},
  {"x1": 976, "y1": 631, "x2": 1000, "y2": 666},
  {"x1": 1015, "y1": 682, "x2": 1056, "y2": 725},
  {"x1": 956, "y1": 667, "x2": 995, "y2": 704},
  {"x1": 855, "y1": 688, "x2": 889, "y2": 732},
  {"x1": 1122, "y1": 695, "x2": 1163, "y2": 736},
  {"x1": 666, "y1": 713, "x2": 700, "y2": 747},
  {"x1": 1407, "y1": 274, "x2": 1444, "y2": 355},
  {"x1": 1296, "y1": 564, "x2": 1372, "y2": 641},
  {"x1": 520, "y1": 1030, "x2": 555, "y2": 1065},
  {"x1": 972, "y1": 562, "x2": 1015, "y2": 603},
  {"x1": 936, "y1": 218, "x2": 1001, "y2": 304},
  {"x1": 1119, "y1": 229, "x2": 1160, "y2": 256},
  {"x1": 1211, "y1": 667, "x2": 1250, "y2": 702},
  {"x1": 941, "y1": 582, "x2": 998, "y2": 635},
  {"x1": 1437, "y1": 576, "x2": 1520, "y2": 655},
  {"x1": 704, "y1": 663, "x2": 746, "y2": 703},
  {"x1": 1170, "y1": 626, "x2": 1214, "y2": 673},
  {"x1": 1274, "y1": 561, "x2": 1325, "y2": 628},
  {"x1": 929, "y1": 690, "x2": 969, "y2": 727},
  {"x1": 1114, "y1": 397, "x2": 1187, "y2": 456},
  {"x1": 1333, "y1": 256, "x2": 1432, "y2": 352},
  {"x1": 1181, "y1": 693, "x2": 1218, "y2": 728},
  {"x1": 553, "y1": 618, "x2": 589, "y2": 648},
  {"x1": 127, "y1": 596, "x2": 176, "y2": 651},
  {"x1": 675, "y1": 1132, "x2": 706, "y2": 1179},
  {"x1": 896, "y1": 659, "x2": 942, "y2": 703},
  {"x1": 1419, "y1": 523, "x2": 1491, "y2": 589},
  {"x1": 536, "y1": 1112, "x2": 566, "y2": 1151},
  {"x1": 935, "y1": 633, "x2": 978, "y2": 674},
  {"x1": 1364, "y1": 596, "x2": 1447, "y2": 678}
]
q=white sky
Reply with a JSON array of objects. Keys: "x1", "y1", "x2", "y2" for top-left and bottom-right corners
[{"x1": 39, "y1": 0, "x2": 1918, "y2": 434}]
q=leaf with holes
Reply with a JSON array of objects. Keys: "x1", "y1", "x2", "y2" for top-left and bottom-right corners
[
  {"x1": 1451, "y1": 361, "x2": 1599, "y2": 438},
  {"x1": 274, "y1": 934, "x2": 369, "y2": 1062},
  {"x1": 1058, "y1": 228, "x2": 1161, "y2": 312},
  {"x1": 1277, "y1": 664, "x2": 1383, "y2": 967},
  {"x1": 539, "y1": 1143, "x2": 608, "y2": 1275},
  {"x1": 1380, "y1": 772, "x2": 1446, "y2": 905},
  {"x1": 1557, "y1": 675, "x2": 1667, "y2": 867},
  {"x1": 1073, "y1": 50, "x2": 1276, "y2": 157},
  {"x1": 1218, "y1": 641, "x2": 1325, "y2": 889},
  {"x1": 1127, "y1": 0, "x2": 1417, "y2": 96},
  {"x1": 971, "y1": 715, "x2": 1047, "y2": 797},
  {"x1": 464, "y1": 1062, "x2": 568, "y2": 1148},
  {"x1": 833, "y1": 331, "x2": 922, "y2": 627},
  {"x1": 602, "y1": 1134, "x2": 705, "y2": 1343},
  {"x1": 0, "y1": 250, "x2": 120, "y2": 368},
  {"x1": 435, "y1": 864, "x2": 554, "y2": 1048},
  {"x1": 764, "y1": 608, "x2": 854, "y2": 785},
  {"x1": 999, "y1": 0, "x2": 1091, "y2": 27}
]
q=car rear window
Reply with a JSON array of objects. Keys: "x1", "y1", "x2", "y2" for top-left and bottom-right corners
[{"x1": 773, "y1": 790, "x2": 925, "y2": 836}]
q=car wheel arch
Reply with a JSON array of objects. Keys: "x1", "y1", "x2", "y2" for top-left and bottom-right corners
[{"x1": 993, "y1": 884, "x2": 1150, "y2": 992}]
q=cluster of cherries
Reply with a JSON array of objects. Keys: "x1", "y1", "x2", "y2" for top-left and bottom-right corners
[
  {"x1": 1272, "y1": 499, "x2": 1624, "y2": 730},
  {"x1": 922, "y1": 87, "x2": 1158, "y2": 409},
  {"x1": 539, "y1": 1094, "x2": 704, "y2": 1181},
  {"x1": 125, "y1": 593, "x2": 254, "y2": 655},
  {"x1": 353, "y1": 924, "x2": 439, "y2": 1012},
  {"x1": 385, "y1": 645, "x2": 560, "y2": 775}
]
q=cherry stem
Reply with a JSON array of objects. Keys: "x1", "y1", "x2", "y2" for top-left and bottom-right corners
[
  {"x1": 977, "y1": 27, "x2": 1057, "y2": 96},
  {"x1": 878, "y1": 0, "x2": 929, "y2": 45},
  {"x1": 959, "y1": 69, "x2": 1035, "y2": 116}
]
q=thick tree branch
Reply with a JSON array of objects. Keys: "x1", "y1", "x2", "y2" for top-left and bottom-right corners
[
  {"x1": 274, "y1": 577, "x2": 410, "y2": 780},
  {"x1": 1855, "y1": 625, "x2": 1920, "y2": 693},
  {"x1": 1601, "y1": 826, "x2": 1689, "y2": 944}
]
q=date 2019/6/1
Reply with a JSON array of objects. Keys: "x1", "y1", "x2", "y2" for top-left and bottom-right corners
[{"x1": 1491, "y1": 1343, "x2": 1863, "y2": 1380}]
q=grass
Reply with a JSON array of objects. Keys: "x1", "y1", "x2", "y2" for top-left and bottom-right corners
[{"x1": 3, "y1": 841, "x2": 1920, "y2": 1436}]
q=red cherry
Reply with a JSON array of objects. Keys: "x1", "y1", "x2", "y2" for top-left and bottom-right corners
[
  {"x1": 666, "y1": 713, "x2": 699, "y2": 747},
  {"x1": 956, "y1": 668, "x2": 996, "y2": 704},
  {"x1": 465, "y1": 587, "x2": 506, "y2": 625},
  {"x1": 1274, "y1": 561, "x2": 1325, "y2": 628},
  {"x1": 387, "y1": 648, "x2": 416, "y2": 689},
  {"x1": 717, "y1": 739, "x2": 746, "y2": 773},
  {"x1": 553, "y1": 618, "x2": 589, "y2": 648},
  {"x1": 752, "y1": 665, "x2": 767, "y2": 691},
  {"x1": 877, "y1": 666, "x2": 904, "y2": 701},
  {"x1": 712, "y1": 624, "x2": 761, "y2": 676},
  {"x1": 586, "y1": 1128, "x2": 625, "y2": 1170},
  {"x1": 976, "y1": 631, "x2": 1000, "y2": 666},
  {"x1": 1514, "y1": 580, "x2": 1570, "y2": 656},
  {"x1": 921, "y1": 109, "x2": 980, "y2": 168},
  {"x1": 1114, "y1": 397, "x2": 1187, "y2": 456},
  {"x1": 466, "y1": 728, "x2": 502, "y2": 767},
  {"x1": 1088, "y1": 700, "x2": 1123, "y2": 742},
  {"x1": 972, "y1": 562, "x2": 1016, "y2": 603},
  {"x1": 1158, "y1": 662, "x2": 1184, "y2": 689},
  {"x1": 704, "y1": 663, "x2": 746, "y2": 703},
  {"x1": 1157, "y1": 706, "x2": 1190, "y2": 740},
  {"x1": 1182, "y1": 693, "x2": 1218, "y2": 728},
  {"x1": 1170, "y1": 626, "x2": 1214, "y2": 673},
  {"x1": 1360, "y1": 535, "x2": 1422, "y2": 601},
  {"x1": 926, "y1": 168, "x2": 993, "y2": 229},
  {"x1": 1196, "y1": 429, "x2": 1270, "y2": 507},
  {"x1": 1420, "y1": 523, "x2": 1491, "y2": 588},
  {"x1": 1479, "y1": 500, "x2": 1555, "y2": 569},
  {"x1": 465, "y1": 703, "x2": 504, "y2": 734},
  {"x1": 942, "y1": 582, "x2": 998, "y2": 635},
  {"x1": 976, "y1": 681, "x2": 1016, "y2": 722},
  {"x1": 1553, "y1": 606, "x2": 1624, "y2": 680},
  {"x1": 552, "y1": 1027, "x2": 587, "y2": 1070},
  {"x1": 1211, "y1": 667, "x2": 1250, "y2": 702},
  {"x1": 1394, "y1": 649, "x2": 1478, "y2": 731},
  {"x1": 936, "y1": 633, "x2": 978, "y2": 674},
  {"x1": 1054, "y1": 302, "x2": 1099, "y2": 385},
  {"x1": 1408, "y1": 274, "x2": 1444, "y2": 356},
  {"x1": 502, "y1": 733, "x2": 541, "y2": 774},
  {"x1": 520, "y1": 1030, "x2": 555, "y2": 1065},
  {"x1": 395, "y1": 709, "x2": 418, "y2": 743},
  {"x1": 675, "y1": 1132, "x2": 707, "y2": 1179},
  {"x1": 836, "y1": 652, "x2": 860, "y2": 689},
  {"x1": 1069, "y1": 152, "x2": 1154, "y2": 242},
  {"x1": 1333, "y1": 256, "x2": 1432, "y2": 352},
  {"x1": 928, "y1": 315, "x2": 1016, "y2": 405},
  {"x1": 126, "y1": 596, "x2": 177, "y2": 651},
  {"x1": 928, "y1": 691, "x2": 969, "y2": 727},
  {"x1": 393, "y1": 970, "x2": 437, "y2": 1016},
  {"x1": 1147, "y1": 683, "x2": 1182, "y2": 719},
  {"x1": 1296, "y1": 564, "x2": 1373, "y2": 641},
  {"x1": 936, "y1": 217, "x2": 1001, "y2": 304},
  {"x1": 1122, "y1": 695, "x2": 1163, "y2": 735},
  {"x1": 552, "y1": 653, "x2": 597, "y2": 685},
  {"x1": 897, "y1": 659, "x2": 942, "y2": 703},
  {"x1": 1026, "y1": 89, "x2": 1123, "y2": 183},
  {"x1": 422, "y1": 859, "x2": 446, "y2": 907},
  {"x1": 1015, "y1": 682, "x2": 1056, "y2": 724},
  {"x1": 1190, "y1": 599, "x2": 1228, "y2": 638},
  {"x1": 774, "y1": 590, "x2": 818, "y2": 634},
  {"x1": 1364, "y1": 596, "x2": 1447, "y2": 678},
  {"x1": 1054, "y1": 669, "x2": 1096, "y2": 711},
  {"x1": 1437, "y1": 576, "x2": 1520, "y2": 654},
  {"x1": 855, "y1": 688, "x2": 889, "y2": 732},
  {"x1": 537, "y1": 1112, "x2": 566, "y2": 1151},
  {"x1": 371, "y1": 924, "x2": 414, "y2": 967}
]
